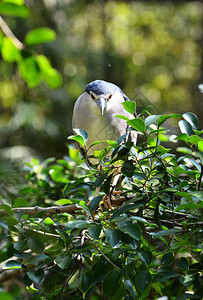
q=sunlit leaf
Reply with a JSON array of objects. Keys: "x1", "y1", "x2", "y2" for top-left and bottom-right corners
[
  {"x1": 0, "y1": 3, "x2": 29, "y2": 17},
  {"x1": 178, "y1": 120, "x2": 194, "y2": 136},
  {"x1": 25, "y1": 28, "x2": 56, "y2": 45},
  {"x1": 3, "y1": 260, "x2": 22, "y2": 269},
  {"x1": 122, "y1": 101, "x2": 136, "y2": 114},
  {"x1": 1, "y1": 37, "x2": 21, "y2": 62},
  {"x1": 183, "y1": 112, "x2": 199, "y2": 130},
  {"x1": 127, "y1": 118, "x2": 146, "y2": 133}
]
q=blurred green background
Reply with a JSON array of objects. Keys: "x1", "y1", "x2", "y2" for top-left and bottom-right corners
[{"x1": 0, "y1": 0, "x2": 203, "y2": 160}]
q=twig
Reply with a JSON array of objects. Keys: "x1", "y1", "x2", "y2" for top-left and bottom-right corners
[
  {"x1": 0, "y1": 16, "x2": 24, "y2": 50},
  {"x1": 198, "y1": 164, "x2": 203, "y2": 191},
  {"x1": 85, "y1": 233, "x2": 121, "y2": 271}
]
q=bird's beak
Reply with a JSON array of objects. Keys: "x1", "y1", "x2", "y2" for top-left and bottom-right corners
[{"x1": 97, "y1": 97, "x2": 107, "y2": 115}]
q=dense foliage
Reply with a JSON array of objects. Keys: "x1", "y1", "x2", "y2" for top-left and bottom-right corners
[
  {"x1": 0, "y1": 104, "x2": 202, "y2": 299},
  {"x1": 0, "y1": 1, "x2": 203, "y2": 299},
  {"x1": 0, "y1": 0, "x2": 202, "y2": 158}
]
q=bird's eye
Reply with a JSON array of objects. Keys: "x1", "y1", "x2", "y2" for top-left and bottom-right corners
[
  {"x1": 107, "y1": 94, "x2": 112, "y2": 101},
  {"x1": 90, "y1": 93, "x2": 95, "y2": 100}
]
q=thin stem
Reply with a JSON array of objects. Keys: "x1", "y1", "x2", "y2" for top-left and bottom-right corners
[
  {"x1": 198, "y1": 164, "x2": 203, "y2": 191},
  {"x1": 0, "y1": 16, "x2": 24, "y2": 50}
]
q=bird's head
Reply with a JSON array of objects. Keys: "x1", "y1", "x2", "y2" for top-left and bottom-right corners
[{"x1": 85, "y1": 80, "x2": 126, "y2": 116}]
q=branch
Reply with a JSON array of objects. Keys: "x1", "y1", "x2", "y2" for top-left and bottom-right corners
[
  {"x1": 0, "y1": 196, "x2": 132, "y2": 217},
  {"x1": 0, "y1": 16, "x2": 24, "y2": 50},
  {"x1": 0, "y1": 204, "x2": 79, "y2": 217}
]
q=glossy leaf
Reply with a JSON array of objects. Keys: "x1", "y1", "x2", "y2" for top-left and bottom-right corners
[
  {"x1": 27, "y1": 269, "x2": 44, "y2": 284},
  {"x1": 118, "y1": 222, "x2": 141, "y2": 240},
  {"x1": 82, "y1": 270, "x2": 93, "y2": 292},
  {"x1": 3, "y1": 260, "x2": 22, "y2": 269},
  {"x1": 105, "y1": 229, "x2": 121, "y2": 247},
  {"x1": 27, "y1": 237, "x2": 45, "y2": 254},
  {"x1": 183, "y1": 112, "x2": 199, "y2": 130},
  {"x1": 68, "y1": 134, "x2": 85, "y2": 147},
  {"x1": 127, "y1": 118, "x2": 146, "y2": 133},
  {"x1": 55, "y1": 253, "x2": 72, "y2": 269},
  {"x1": 135, "y1": 270, "x2": 151, "y2": 294},
  {"x1": 157, "y1": 114, "x2": 181, "y2": 127},
  {"x1": 178, "y1": 120, "x2": 194, "y2": 136},
  {"x1": 103, "y1": 270, "x2": 121, "y2": 297},
  {"x1": 90, "y1": 196, "x2": 102, "y2": 211},
  {"x1": 122, "y1": 101, "x2": 136, "y2": 114},
  {"x1": 88, "y1": 223, "x2": 102, "y2": 239}
]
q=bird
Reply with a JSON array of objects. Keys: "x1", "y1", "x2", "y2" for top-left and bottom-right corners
[{"x1": 72, "y1": 79, "x2": 137, "y2": 207}]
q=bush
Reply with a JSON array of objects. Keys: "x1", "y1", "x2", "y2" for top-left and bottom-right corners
[{"x1": 0, "y1": 107, "x2": 202, "y2": 300}]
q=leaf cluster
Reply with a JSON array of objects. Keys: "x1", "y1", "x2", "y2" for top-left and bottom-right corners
[{"x1": 0, "y1": 105, "x2": 202, "y2": 299}]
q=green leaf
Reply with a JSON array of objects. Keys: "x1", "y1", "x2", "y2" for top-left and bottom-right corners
[
  {"x1": 122, "y1": 101, "x2": 136, "y2": 114},
  {"x1": 90, "y1": 196, "x2": 102, "y2": 211},
  {"x1": 157, "y1": 114, "x2": 181, "y2": 127},
  {"x1": 183, "y1": 112, "x2": 199, "y2": 130},
  {"x1": 0, "y1": 3, "x2": 29, "y2": 18},
  {"x1": 175, "y1": 133, "x2": 189, "y2": 143},
  {"x1": 94, "y1": 149, "x2": 105, "y2": 159},
  {"x1": 44, "y1": 217, "x2": 54, "y2": 225},
  {"x1": 55, "y1": 253, "x2": 72, "y2": 269},
  {"x1": 13, "y1": 198, "x2": 29, "y2": 207},
  {"x1": 3, "y1": 260, "x2": 22, "y2": 269},
  {"x1": 105, "y1": 229, "x2": 121, "y2": 248},
  {"x1": 111, "y1": 202, "x2": 144, "y2": 220},
  {"x1": 103, "y1": 270, "x2": 121, "y2": 297},
  {"x1": 135, "y1": 270, "x2": 151, "y2": 294},
  {"x1": 151, "y1": 228, "x2": 182, "y2": 237},
  {"x1": 161, "y1": 252, "x2": 174, "y2": 265},
  {"x1": 18, "y1": 54, "x2": 41, "y2": 87},
  {"x1": 27, "y1": 237, "x2": 45, "y2": 253},
  {"x1": 175, "y1": 202, "x2": 203, "y2": 211},
  {"x1": 179, "y1": 275, "x2": 194, "y2": 287},
  {"x1": 82, "y1": 270, "x2": 93, "y2": 292},
  {"x1": 121, "y1": 160, "x2": 135, "y2": 177},
  {"x1": 118, "y1": 222, "x2": 141, "y2": 240},
  {"x1": 127, "y1": 118, "x2": 146, "y2": 133},
  {"x1": 189, "y1": 135, "x2": 203, "y2": 145},
  {"x1": 115, "y1": 115, "x2": 129, "y2": 121},
  {"x1": 198, "y1": 141, "x2": 203, "y2": 152},
  {"x1": 176, "y1": 258, "x2": 189, "y2": 271},
  {"x1": 138, "y1": 250, "x2": 152, "y2": 265},
  {"x1": 175, "y1": 293, "x2": 201, "y2": 300},
  {"x1": 106, "y1": 140, "x2": 118, "y2": 148},
  {"x1": 68, "y1": 135, "x2": 85, "y2": 147},
  {"x1": 0, "y1": 204, "x2": 13, "y2": 215},
  {"x1": 0, "y1": 292, "x2": 14, "y2": 300},
  {"x1": 66, "y1": 220, "x2": 89, "y2": 230},
  {"x1": 179, "y1": 120, "x2": 194, "y2": 136},
  {"x1": 153, "y1": 267, "x2": 178, "y2": 282},
  {"x1": 14, "y1": 240, "x2": 27, "y2": 251},
  {"x1": 145, "y1": 115, "x2": 160, "y2": 127},
  {"x1": 1, "y1": 37, "x2": 21, "y2": 62},
  {"x1": 25, "y1": 28, "x2": 56, "y2": 45},
  {"x1": 7, "y1": 215, "x2": 19, "y2": 227},
  {"x1": 27, "y1": 269, "x2": 44, "y2": 284},
  {"x1": 3, "y1": 0, "x2": 24, "y2": 5},
  {"x1": 88, "y1": 223, "x2": 102, "y2": 239},
  {"x1": 36, "y1": 55, "x2": 62, "y2": 88}
]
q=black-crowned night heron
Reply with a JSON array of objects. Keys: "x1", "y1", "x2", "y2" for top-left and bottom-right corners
[{"x1": 72, "y1": 80, "x2": 137, "y2": 207}]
